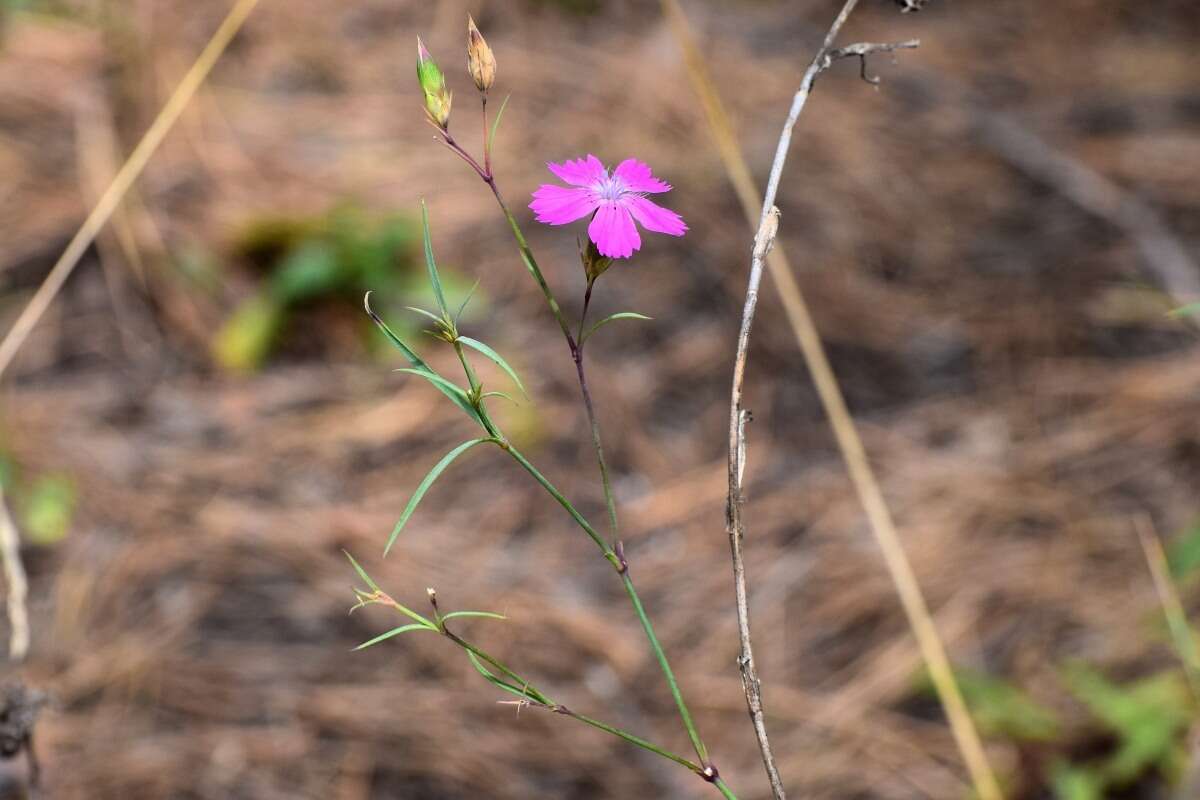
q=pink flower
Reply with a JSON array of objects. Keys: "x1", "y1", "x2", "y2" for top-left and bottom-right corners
[{"x1": 529, "y1": 155, "x2": 687, "y2": 259}]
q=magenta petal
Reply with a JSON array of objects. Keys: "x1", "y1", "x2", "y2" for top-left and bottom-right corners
[
  {"x1": 624, "y1": 195, "x2": 687, "y2": 236},
  {"x1": 588, "y1": 202, "x2": 640, "y2": 259},
  {"x1": 529, "y1": 184, "x2": 599, "y2": 225},
  {"x1": 546, "y1": 154, "x2": 607, "y2": 187},
  {"x1": 613, "y1": 158, "x2": 671, "y2": 193}
]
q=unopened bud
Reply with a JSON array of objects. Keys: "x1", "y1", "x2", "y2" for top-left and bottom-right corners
[
  {"x1": 417, "y1": 37, "x2": 452, "y2": 128},
  {"x1": 466, "y1": 16, "x2": 496, "y2": 93},
  {"x1": 580, "y1": 238, "x2": 613, "y2": 283}
]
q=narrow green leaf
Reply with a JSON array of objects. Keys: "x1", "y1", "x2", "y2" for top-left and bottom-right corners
[
  {"x1": 385, "y1": 438, "x2": 493, "y2": 555},
  {"x1": 487, "y1": 94, "x2": 511, "y2": 155},
  {"x1": 480, "y1": 391, "x2": 518, "y2": 405},
  {"x1": 1168, "y1": 302, "x2": 1200, "y2": 319},
  {"x1": 354, "y1": 623, "x2": 434, "y2": 650},
  {"x1": 390, "y1": 367, "x2": 484, "y2": 427},
  {"x1": 580, "y1": 312, "x2": 653, "y2": 344},
  {"x1": 442, "y1": 610, "x2": 507, "y2": 623},
  {"x1": 344, "y1": 550, "x2": 381, "y2": 592},
  {"x1": 404, "y1": 305, "x2": 445, "y2": 326},
  {"x1": 457, "y1": 336, "x2": 528, "y2": 398},
  {"x1": 465, "y1": 650, "x2": 535, "y2": 701},
  {"x1": 456, "y1": 279, "x2": 481, "y2": 325},
  {"x1": 366, "y1": 292, "x2": 423, "y2": 363},
  {"x1": 365, "y1": 294, "x2": 471, "y2": 417},
  {"x1": 420, "y1": 200, "x2": 449, "y2": 319}
]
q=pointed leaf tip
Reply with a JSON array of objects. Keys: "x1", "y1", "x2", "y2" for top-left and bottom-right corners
[
  {"x1": 344, "y1": 550, "x2": 381, "y2": 592},
  {"x1": 456, "y1": 336, "x2": 528, "y2": 398},
  {"x1": 580, "y1": 312, "x2": 653, "y2": 344},
  {"x1": 420, "y1": 201, "x2": 449, "y2": 319},
  {"x1": 384, "y1": 438, "x2": 494, "y2": 555},
  {"x1": 354, "y1": 623, "x2": 434, "y2": 651}
]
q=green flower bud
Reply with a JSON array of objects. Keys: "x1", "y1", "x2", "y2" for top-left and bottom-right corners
[
  {"x1": 581, "y1": 238, "x2": 613, "y2": 283},
  {"x1": 416, "y1": 37, "x2": 452, "y2": 128}
]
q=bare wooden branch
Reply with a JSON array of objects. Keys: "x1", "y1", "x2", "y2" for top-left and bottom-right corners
[
  {"x1": 723, "y1": 4, "x2": 905, "y2": 797},
  {"x1": 716, "y1": 2, "x2": 1002, "y2": 799}
]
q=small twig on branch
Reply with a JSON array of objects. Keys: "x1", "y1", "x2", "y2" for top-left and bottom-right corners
[
  {"x1": 0, "y1": 488, "x2": 29, "y2": 662},
  {"x1": 825, "y1": 40, "x2": 921, "y2": 85}
]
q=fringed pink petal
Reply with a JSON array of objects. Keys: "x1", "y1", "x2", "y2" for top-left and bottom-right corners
[
  {"x1": 613, "y1": 158, "x2": 671, "y2": 193},
  {"x1": 624, "y1": 195, "x2": 687, "y2": 236},
  {"x1": 588, "y1": 202, "x2": 640, "y2": 259},
  {"x1": 529, "y1": 185, "x2": 599, "y2": 225},
  {"x1": 546, "y1": 154, "x2": 607, "y2": 187}
]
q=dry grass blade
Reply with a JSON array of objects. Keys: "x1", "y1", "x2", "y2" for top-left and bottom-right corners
[
  {"x1": 662, "y1": 1, "x2": 1002, "y2": 798},
  {"x1": 0, "y1": 488, "x2": 29, "y2": 661},
  {"x1": 1134, "y1": 516, "x2": 1200, "y2": 702},
  {"x1": 0, "y1": 0, "x2": 264, "y2": 381}
]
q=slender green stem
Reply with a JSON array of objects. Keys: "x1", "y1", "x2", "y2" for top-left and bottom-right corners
[
  {"x1": 567, "y1": 709, "x2": 701, "y2": 773},
  {"x1": 501, "y1": 442, "x2": 617, "y2": 565},
  {"x1": 486, "y1": 179, "x2": 577, "y2": 346},
  {"x1": 452, "y1": 339, "x2": 503, "y2": 438},
  {"x1": 713, "y1": 777, "x2": 739, "y2": 800},
  {"x1": 575, "y1": 282, "x2": 620, "y2": 537},
  {"x1": 443, "y1": 629, "x2": 551, "y2": 704},
  {"x1": 481, "y1": 96, "x2": 492, "y2": 178},
  {"x1": 619, "y1": 571, "x2": 708, "y2": 765},
  {"x1": 454, "y1": 340, "x2": 482, "y2": 393},
  {"x1": 503, "y1": 441, "x2": 710, "y2": 767},
  {"x1": 440, "y1": 624, "x2": 702, "y2": 775}
]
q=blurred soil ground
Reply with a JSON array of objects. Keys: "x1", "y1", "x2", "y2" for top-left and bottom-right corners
[{"x1": 1, "y1": 1, "x2": 1199, "y2": 798}]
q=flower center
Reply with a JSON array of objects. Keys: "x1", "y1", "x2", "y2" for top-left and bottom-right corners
[{"x1": 594, "y1": 175, "x2": 627, "y2": 203}]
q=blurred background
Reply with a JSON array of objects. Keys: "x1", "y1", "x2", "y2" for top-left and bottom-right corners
[{"x1": 1, "y1": 0, "x2": 1199, "y2": 798}]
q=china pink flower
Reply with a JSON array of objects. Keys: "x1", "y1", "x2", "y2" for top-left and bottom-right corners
[{"x1": 529, "y1": 155, "x2": 687, "y2": 259}]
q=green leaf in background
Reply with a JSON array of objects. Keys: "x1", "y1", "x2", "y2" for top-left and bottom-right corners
[
  {"x1": 1063, "y1": 663, "x2": 1191, "y2": 785},
  {"x1": 213, "y1": 294, "x2": 285, "y2": 373},
  {"x1": 1051, "y1": 763, "x2": 1104, "y2": 800},
  {"x1": 1167, "y1": 302, "x2": 1200, "y2": 319},
  {"x1": 268, "y1": 240, "x2": 342, "y2": 304},
  {"x1": 1167, "y1": 520, "x2": 1200, "y2": 579},
  {"x1": 0, "y1": 453, "x2": 14, "y2": 491},
  {"x1": 456, "y1": 336, "x2": 527, "y2": 398},
  {"x1": 385, "y1": 438, "x2": 493, "y2": 556},
  {"x1": 20, "y1": 474, "x2": 75, "y2": 545},
  {"x1": 580, "y1": 311, "x2": 652, "y2": 344},
  {"x1": 952, "y1": 669, "x2": 1060, "y2": 742}
]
